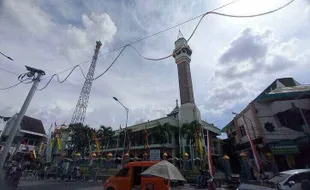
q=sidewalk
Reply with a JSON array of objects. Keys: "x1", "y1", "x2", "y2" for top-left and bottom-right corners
[{"x1": 172, "y1": 184, "x2": 228, "y2": 189}]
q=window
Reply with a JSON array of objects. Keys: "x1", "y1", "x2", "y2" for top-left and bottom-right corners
[
  {"x1": 299, "y1": 172, "x2": 310, "y2": 181},
  {"x1": 239, "y1": 125, "x2": 246, "y2": 137},
  {"x1": 286, "y1": 174, "x2": 301, "y2": 185},
  {"x1": 116, "y1": 167, "x2": 129, "y2": 177},
  {"x1": 276, "y1": 108, "x2": 305, "y2": 132}
]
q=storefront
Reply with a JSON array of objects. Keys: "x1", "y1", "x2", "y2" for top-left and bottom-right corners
[{"x1": 269, "y1": 140, "x2": 300, "y2": 171}]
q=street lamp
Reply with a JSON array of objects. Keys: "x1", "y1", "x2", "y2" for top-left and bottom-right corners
[
  {"x1": 113, "y1": 96, "x2": 129, "y2": 159},
  {"x1": 232, "y1": 112, "x2": 256, "y2": 138},
  {"x1": 0, "y1": 51, "x2": 14, "y2": 61}
]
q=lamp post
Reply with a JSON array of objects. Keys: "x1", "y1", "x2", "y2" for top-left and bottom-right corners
[
  {"x1": 113, "y1": 97, "x2": 129, "y2": 159},
  {"x1": 232, "y1": 112, "x2": 256, "y2": 138},
  {"x1": 0, "y1": 51, "x2": 14, "y2": 61}
]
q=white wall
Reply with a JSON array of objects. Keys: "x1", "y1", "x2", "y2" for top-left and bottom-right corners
[
  {"x1": 235, "y1": 108, "x2": 260, "y2": 144},
  {"x1": 254, "y1": 99, "x2": 309, "y2": 143}
]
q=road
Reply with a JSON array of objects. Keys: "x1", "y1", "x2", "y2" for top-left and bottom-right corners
[
  {"x1": 17, "y1": 180, "x2": 103, "y2": 190},
  {"x1": 17, "y1": 180, "x2": 228, "y2": 190}
]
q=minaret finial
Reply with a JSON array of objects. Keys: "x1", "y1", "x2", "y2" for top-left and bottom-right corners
[{"x1": 177, "y1": 30, "x2": 184, "y2": 40}]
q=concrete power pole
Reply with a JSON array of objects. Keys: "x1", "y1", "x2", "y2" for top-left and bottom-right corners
[{"x1": 0, "y1": 66, "x2": 45, "y2": 183}]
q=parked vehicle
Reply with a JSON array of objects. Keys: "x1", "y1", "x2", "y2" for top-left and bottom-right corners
[
  {"x1": 237, "y1": 169, "x2": 310, "y2": 190},
  {"x1": 103, "y1": 161, "x2": 171, "y2": 190}
]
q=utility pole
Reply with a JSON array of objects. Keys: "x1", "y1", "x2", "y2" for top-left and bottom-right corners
[
  {"x1": 0, "y1": 66, "x2": 45, "y2": 183},
  {"x1": 113, "y1": 97, "x2": 129, "y2": 159}
]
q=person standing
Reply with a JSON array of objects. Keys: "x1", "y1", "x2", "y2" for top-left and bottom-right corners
[
  {"x1": 91, "y1": 165, "x2": 98, "y2": 182},
  {"x1": 240, "y1": 152, "x2": 250, "y2": 183}
]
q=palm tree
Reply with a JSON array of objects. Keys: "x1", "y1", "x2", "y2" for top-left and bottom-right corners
[
  {"x1": 181, "y1": 121, "x2": 201, "y2": 159},
  {"x1": 97, "y1": 125, "x2": 114, "y2": 155},
  {"x1": 162, "y1": 123, "x2": 173, "y2": 143},
  {"x1": 150, "y1": 122, "x2": 174, "y2": 153},
  {"x1": 68, "y1": 123, "x2": 92, "y2": 157},
  {"x1": 97, "y1": 126, "x2": 112, "y2": 149}
]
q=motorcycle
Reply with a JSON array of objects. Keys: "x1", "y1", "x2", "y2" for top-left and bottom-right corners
[
  {"x1": 67, "y1": 166, "x2": 84, "y2": 181},
  {"x1": 196, "y1": 170, "x2": 211, "y2": 188},
  {"x1": 6, "y1": 163, "x2": 23, "y2": 189},
  {"x1": 227, "y1": 174, "x2": 241, "y2": 189}
]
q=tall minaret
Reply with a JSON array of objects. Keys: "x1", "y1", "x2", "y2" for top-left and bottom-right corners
[{"x1": 173, "y1": 31, "x2": 201, "y2": 124}]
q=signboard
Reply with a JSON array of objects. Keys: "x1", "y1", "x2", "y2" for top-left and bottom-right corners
[
  {"x1": 150, "y1": 149, "x2": 160, "y2": 161},
  {"x1": 269, "y1": 141, "x2": 299, "y2": 155},
  {"x1": 19, "y1": 144, "x2": 36, "y2": 151}
]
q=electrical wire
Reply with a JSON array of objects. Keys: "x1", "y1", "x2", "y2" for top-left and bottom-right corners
[
  {"x1": 0, "y1": 67, "x2": 20, "y2": 76},
  {"x1": 38, "y1": 0, "x2": 295, "y2": 90},
  {"x1": 0, "y1": 81, "x2": 23, "y2": 90},
  {"x1": 187, "y1": 0, "x2": 295, "y2": 42},
  {"x1": 95, "y1": 0, "x2": 295, "y2": 77},
  {"x1": 0, "y1": 72, "x2": 32, "y2": 90},
  {"x1": 40, "y1": 0, "x2": 242, "y2": 82},
  {"x1": 36, "y1": 64, "x2": 87, "y2": 91}
]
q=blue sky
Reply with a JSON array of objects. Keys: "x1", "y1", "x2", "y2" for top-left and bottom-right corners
[{"x1": 0, "y1": 0, "x2": 309, "y2": 132}]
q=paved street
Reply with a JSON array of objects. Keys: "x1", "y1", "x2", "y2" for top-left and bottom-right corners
[
  {"x1": 16, "y1": 179, "x2": 228, "y2": 190},
  {"x1": 17, "y1": 180, "x2": 103, "y2": 190}
]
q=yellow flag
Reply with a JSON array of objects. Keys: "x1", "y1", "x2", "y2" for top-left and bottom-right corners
[
  {"x1": 198, "y1": 137, "x2": 204, "y2": 158},
  {"x1": 96, "y1": 141, "x2": 100, "y2": 154},
  {"x1": 39, "y1": 142, "x2": 43, "y2": 153},
  {"x1": 57, "y1": 138, "x2": 61, "y2": 150},
  {"x1": 33, "y1": 150, "x2": 37, "y2": 159},
  {"x1": 51, "y1": 140, "x2": 54, "y2": 148}
]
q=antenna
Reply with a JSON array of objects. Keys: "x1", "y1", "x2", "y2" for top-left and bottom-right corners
[{"x1": 70, "y1": 41, "x2": 102, "y2": 124}]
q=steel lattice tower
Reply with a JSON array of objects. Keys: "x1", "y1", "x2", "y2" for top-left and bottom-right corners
[{"x1": 71, "y1": 41, "x2": 102, "y2": 124}]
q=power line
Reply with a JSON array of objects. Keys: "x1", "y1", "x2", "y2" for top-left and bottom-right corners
[
  {"x1": 0, "y1": 81, "x2": 23, "y2": 90},
  {"x1": 36, "y1": 64, "x2": 87, "y2": 91},
  {"x1": 0, "y1": 76, "x2": 34, "y2": 91},
  {"x1": 40, "y1": 0, "x2": 241, "y2": 81},
  {"x1": 187, "y1": 0, "x2": 295, "y2": 41},
  {"x1": 0, "y1": 67, "x2": 20, "y2": 76},
  {"x1": 38, "y1": 0, "x2": 295, "y2": 91}
]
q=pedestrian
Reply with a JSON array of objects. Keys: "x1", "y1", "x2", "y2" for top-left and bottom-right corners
[
  {"x1": 250, "y1": 166, "x2": 256, "y2": 180},
  {"x1": 91, "y1": 164, "x2": 98, "y2": 182}
]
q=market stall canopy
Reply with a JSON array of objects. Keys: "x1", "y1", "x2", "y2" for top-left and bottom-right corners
[{"x1": 141, "y1": 160, "x2": 186, "y2": 181}]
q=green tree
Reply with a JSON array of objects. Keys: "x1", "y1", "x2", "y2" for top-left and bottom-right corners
[
  {"x1": 68, "y1": 123, "x2": 92, "y2": 157},
  {"x1": 181, "y1": 120, "x2": 201, "y2": 159},
  {"x1": 96, "y1": 125, "x2": 114, "y2": 154},
  {"x1": 151, "y1": 122, "x2": 174, "y2": 152}
]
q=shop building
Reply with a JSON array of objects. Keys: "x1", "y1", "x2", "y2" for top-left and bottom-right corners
[{"x1": 222, "y1": 77, "x2": 310, "y2": 171}]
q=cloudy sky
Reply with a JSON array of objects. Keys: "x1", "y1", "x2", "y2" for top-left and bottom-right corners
[{"x1": 0, "y1": 0, "x2": 309, "y2": 132}]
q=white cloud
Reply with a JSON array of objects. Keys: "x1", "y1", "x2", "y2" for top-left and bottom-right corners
[
  {"x1": 1, "y1": 0, "x2": 310, "y2": 131},
  {"x1": 3, "y1": 0, "x2": 52, "y2": 35},
  {"x1": 200, "y1": 26, "x2": 310, "y2": 118}
]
